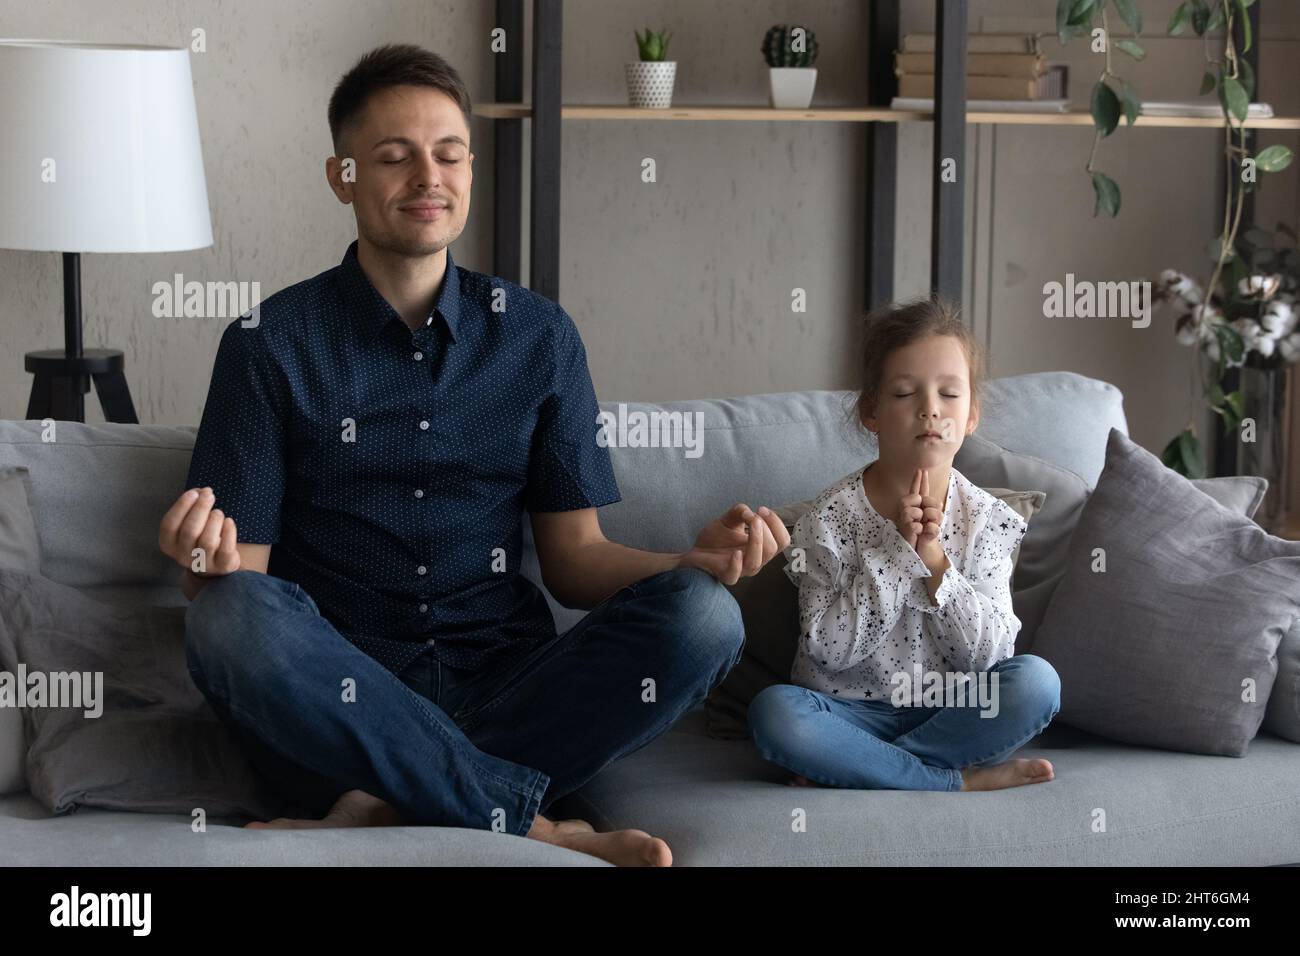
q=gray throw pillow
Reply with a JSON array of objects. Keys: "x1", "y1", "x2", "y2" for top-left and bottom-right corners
[
  {"x1": 953, "y1": 433, "x2": 1267, "y2": 653},
  {"x1": 0, "y1": 466, "x2": 41, "y2": 795},
  {"x1": 1266, "y1": 620, "x2": 1300, "y2": 743},
  {"x1": 1032, "y1": 428, "x2": 1300, "y2": 757},
  {"x1": 0, "y1": 568, "x2": 281, "y2": 818},
  {"x1": 704, "y1": 471, "x2": 1045, "y2": 740}
]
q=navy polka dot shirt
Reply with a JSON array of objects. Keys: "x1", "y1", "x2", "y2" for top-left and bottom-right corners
[{"x1": 185, "y1": 240, "x2": 621, "y2": 676}]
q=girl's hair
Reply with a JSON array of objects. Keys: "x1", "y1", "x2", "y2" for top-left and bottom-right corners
[{"x1": 854, "y1": 296, "x2": 984, "y2": 429}]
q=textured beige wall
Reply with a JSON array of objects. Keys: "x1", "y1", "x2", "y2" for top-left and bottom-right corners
[{"x1": 1, "y1": 0, "x2": 1297, "y2": 469}]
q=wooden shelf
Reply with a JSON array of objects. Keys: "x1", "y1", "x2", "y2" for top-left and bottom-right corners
[{"x1": 476, "y1": 101, "x2": 1300, "y2": 129}]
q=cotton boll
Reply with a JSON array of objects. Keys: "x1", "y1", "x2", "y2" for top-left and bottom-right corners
[
  {"x1": 1261, "y1": 300, "x2": 1296, "y2": 337},
  {"x1": 1175, "y1": 318, "x2": 1200, "y2": 346},
  {"x1": 1279, "y1": 332, "x2": 1300, "y2": 363}
]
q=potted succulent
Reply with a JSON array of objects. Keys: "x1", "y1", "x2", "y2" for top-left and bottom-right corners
[
  {"x1": 763, "y1": 24, "x2": 819, "y2": 109},
  {"x1": 626, "y1": 28, "x2": 675, "y2": 108}
]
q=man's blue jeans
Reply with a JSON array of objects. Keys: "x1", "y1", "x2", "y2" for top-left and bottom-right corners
[
  {"x1": 184, "y1": 567, "x2": 744, "y2": 835},
  {"x1": 748, "y1": 655, "x2": 1061, "y2": 792}
]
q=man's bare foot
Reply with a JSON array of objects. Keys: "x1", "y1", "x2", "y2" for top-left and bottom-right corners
[
  {"x1": 960, "y1": 758, "x2": 1054, "y2": 791},
  {"x1": 245, "y1": 789, "x2": 404, "y2": 829},
  {"x1": 527, "y1": 813, "x2": 671, "y2": 866}
]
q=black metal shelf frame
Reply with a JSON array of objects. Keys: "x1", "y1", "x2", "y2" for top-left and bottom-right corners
[{"x1": 489, "y1": 0, "x2": 965, "y2": 310}]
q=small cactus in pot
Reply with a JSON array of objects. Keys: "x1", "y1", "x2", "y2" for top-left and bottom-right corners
[
  {"x1": 763, "y1": 24, "x2": 819, "y2": 109},
  {"x1": 626, "y1": 28, "x2": 676, "y2": 108}
]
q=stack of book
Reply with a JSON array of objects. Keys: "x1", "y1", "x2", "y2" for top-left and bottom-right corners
[{"x1": 892, "y1": 33, "x2": 1067, "y2": 109}]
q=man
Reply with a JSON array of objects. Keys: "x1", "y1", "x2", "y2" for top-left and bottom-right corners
[{"x1": 158, "y1": 44, "x2": 790, "y2": 867}]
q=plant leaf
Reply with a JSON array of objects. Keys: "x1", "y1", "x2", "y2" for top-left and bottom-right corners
[
  {"x1": 1068, "y1": 0, "x2": 1097, "y2": 26},
  {"x1": 1160, "y1": 434, "x2": 1185, "y2": 472},
  {"x1": 1179, "y1": 429, "x2": 1206, "y2": 479},
  {"x1": 1056, "y1": 0, "x2": 1077, "y2": 43},
  {"x1": 1120, "y1": 79, "x2": 1140, "y2": 125},
  {"x1": 1238, "y1": 0, "x2": 1252, "y2": 52},
  {"x1": 1115, "y1": 38, "x2": 1146, "y2": 60},
  {"x1": 1216, "y1": 323, "x2": 1245, "y2": 364},
  {"x1": 1091, "y1": 80, "x2": 1121, "y2": 135},
  {"x1": 1237, "y1": 57, "x2": 1255, "y2": 99},
  {"x1": 1191, "y1": 0, "x2": 1210, "y2": 34},
  {"x1": 1199, "y1": 70, "x2": 1216, "y2": 95},
  {"x1": 1256, "y1": 144, "x2": 1294, "y2": 172},
  {"x1": 1091, "y1": 170, "x2": 1121, "y2": 217},
  {"x1": 1224, "y1": 389, "x2": 1245, "y2": 422},
  {"x1": 1168, "y1": 2, "x2": 1191, "y2": 35},
  {"x1": 1112, "y1": 0, "x2": 1143, "y2": 34},
  {"x1": 1220, "y1": 75, "x2": 1248, "y2": 122}
]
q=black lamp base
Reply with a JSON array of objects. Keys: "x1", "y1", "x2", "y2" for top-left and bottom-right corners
[{"x1": 24, "y1": 348, "x2": 138, "y2": 424}]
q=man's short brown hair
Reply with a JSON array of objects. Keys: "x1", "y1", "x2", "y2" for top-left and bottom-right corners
[{"x1": 328, "y1": 44, "x2": 472, "y2": 153}]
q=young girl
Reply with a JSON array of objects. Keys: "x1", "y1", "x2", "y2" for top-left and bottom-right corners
[{"x1": 748, "y1": 298, "x2": 1061, "y2": 792}]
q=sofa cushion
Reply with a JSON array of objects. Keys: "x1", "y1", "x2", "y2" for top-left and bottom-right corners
[
  {"x1": 0, "y1": 792, "x2": 606, "y2": 866},
  {"x1": 1265, "y1": 620, "x2": 1300, "y2": 743},
  {"x1": 0, "y1": 466, "x2": 40, "y2": 574},
  {"x1": 1033, "y1": 429, "x2": 1300, "y2": 756},
  {"x1": 0, "y1": 465, "x2": 41, "y2": 795},
  {"x1": 0, "y1": 568, "x2": 280, "y2": 818},
  {"x1": 557, "y1": 707, "x2": 1300, "y2": 865},
  {"x1": 954, "y1": 433, "x2": 1267, "y2": 654}
]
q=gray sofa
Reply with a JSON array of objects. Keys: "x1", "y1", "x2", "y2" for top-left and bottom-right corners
[{"x1": 2, "y1": 370, "x2": 1298, "y2": 866}]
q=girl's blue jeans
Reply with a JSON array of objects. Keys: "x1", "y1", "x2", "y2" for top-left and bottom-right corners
[{"x1": 748, "y1": 655, "x2": 1061, "y2": 792}]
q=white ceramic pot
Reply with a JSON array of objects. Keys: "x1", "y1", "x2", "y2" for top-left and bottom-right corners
[
  {"x1": 768, "y1": 67, "x2": 818, "y2": 109},
  {"x1": 626, "y1": 60, "x2": 676, "y2": 108}
]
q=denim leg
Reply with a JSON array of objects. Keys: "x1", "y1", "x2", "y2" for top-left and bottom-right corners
[
  {"x1": 888, "y1": 654, "x2": 1063, "y2": 772},
  {"x1": 453, "y1": 567, "x2": 745, "y2": 816},
  {"x1": 184, "y1": 570, "x2": 549, "y2": 835},
  {"x1": 748, "y1": 684, "x2": 963, "y2": 791}
]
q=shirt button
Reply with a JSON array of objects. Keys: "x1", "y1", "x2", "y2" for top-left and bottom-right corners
[
  {"x1": 425, "y1": 638, "x2": 435, "y2": 647},
  {"x1": 426, "y1": 316, "x2": 432, "y2": 326},
  {"x1": 414, "y1": 489, "x2": 424, "y2": 498},
  {"x1": 419, "y1": 420, "x2": 429, "y2": 430},
  {"x1": 413, "y1": 351, "x2": 423, "y2": 361},
  {"x1": 419, "y1": 603, "x2": 428, "y2": 612},
  {"x1": 417, "y1": 565, "x2": 427, "y2": 575}
]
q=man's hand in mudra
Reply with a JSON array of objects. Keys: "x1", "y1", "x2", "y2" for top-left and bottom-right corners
[{"x1": 677, "y1": 503, "x2": 791, "y2": 585}]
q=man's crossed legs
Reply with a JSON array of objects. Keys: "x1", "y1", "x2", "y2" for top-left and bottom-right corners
[{"x1": 183, "y1": 567, "x2": 744, "y2": 866}]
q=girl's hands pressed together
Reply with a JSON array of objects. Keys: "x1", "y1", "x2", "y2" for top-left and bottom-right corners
[
  {"x1": 896, "y1": 469, "x2": 947, "y2": 576},
  {"x1": 894, "y1": 469, "x2": 926, "y2": 549}
]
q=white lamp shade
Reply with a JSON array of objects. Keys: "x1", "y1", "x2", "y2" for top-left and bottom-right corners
[{"x1": 0, "y1": 40, "x2": 213, "y2": 253}]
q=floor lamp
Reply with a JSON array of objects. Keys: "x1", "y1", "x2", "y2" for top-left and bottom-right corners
[{"x1": 0, "y1": 40, "x2": 213, "y2": 423}]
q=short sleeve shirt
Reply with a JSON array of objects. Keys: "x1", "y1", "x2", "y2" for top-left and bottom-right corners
[{"x1": 185, "y1": 240, "x2": 621, "y2": 676}]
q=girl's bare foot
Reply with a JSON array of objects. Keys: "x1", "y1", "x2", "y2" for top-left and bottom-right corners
[
  {"x1": 960, "y1": 758, "x2": 1054, "y2": 791},
  {"x1": 245, "y1": 789, "x2": 403, "y2": 829},
  {"x1": 527, "y1": 813, "x2": 671, "y2": 866}
]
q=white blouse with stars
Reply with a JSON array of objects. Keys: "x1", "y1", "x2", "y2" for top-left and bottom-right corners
[{"x1": 784, "y1": 465, "x2": 1028, "y2": 706}]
